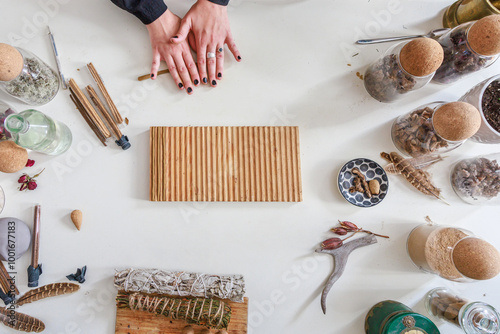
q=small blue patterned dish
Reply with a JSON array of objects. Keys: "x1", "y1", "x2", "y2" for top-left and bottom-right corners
[{"x1": 338, "y1": 158, "x2": 389, "y2": 208}]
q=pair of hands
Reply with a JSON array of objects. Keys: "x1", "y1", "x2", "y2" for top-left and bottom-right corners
[{"x1": 146, "y1": 0, "x2": 241, "y2": 94}]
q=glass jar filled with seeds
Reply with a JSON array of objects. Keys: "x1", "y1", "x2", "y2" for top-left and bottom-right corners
[
  {"x1": 0, "y1": 43, "x2": 59, "y2": 105},
  {"x1": 364, "y1": 38, "x2": 444, "y2": 103},
  {"x1": 433, "y1": 15, "x2": 500, "y2": 84},
  {"x1": 391, "y1": 101, "x2": 481, "y2": 157},
  {"x1": 451, "y1": 153, "x2": 500, "y2": 205},
  {"x1": 425, "y1": 287, "x2": 500, "y2": 334},
  {"x1": 407, "y1": 222, "x2": 500, "y2": 282}
]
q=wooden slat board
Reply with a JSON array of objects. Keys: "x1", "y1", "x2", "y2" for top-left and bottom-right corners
[
  {"x1": 115, "y1": 297, "x2": 248, "y2": 334},
  {"x1": 150, "y1": 126, "x2": 302, "y2": 202}
]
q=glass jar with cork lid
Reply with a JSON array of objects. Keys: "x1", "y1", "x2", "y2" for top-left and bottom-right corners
[
  {"x1": 0, "y1": 43, "x2": 59, "y2": 105},
  {"x1": 364, "y1": 38, "x2": 444, "y2": 103},
  {"x1": 391, "y1": 101, "x2": 481, "y2": 157},
  {"x1": 433, "y1": 15, "x2": 500, "y2": 84},
  {"x1": 451, "y1": 153, "x2": 500, "y2": 205},
  {"x1": 407, "y1": 222, "x2": 500, "y2": 282},
  {"x1": 425, "y1": 287, "x2": 500, "y2": 334}
]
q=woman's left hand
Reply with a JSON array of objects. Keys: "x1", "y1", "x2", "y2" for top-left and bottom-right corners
[{"x1": 170, "y1": 0, "x2": 241, "y2": 87}]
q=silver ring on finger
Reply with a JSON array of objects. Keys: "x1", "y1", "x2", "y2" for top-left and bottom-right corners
[
  {"x1": 217, "y1": 47, "x2": 223, "y2": 53},
  {"x1": 207, "y1": 52, "x2": 216, "y2": 59}
]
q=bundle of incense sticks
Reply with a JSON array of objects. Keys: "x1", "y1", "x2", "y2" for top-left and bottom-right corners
[{"x1": 68, "y1": 63, "x2": 130, "y2": 150}]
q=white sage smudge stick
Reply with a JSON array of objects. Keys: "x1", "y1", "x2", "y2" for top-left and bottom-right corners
[{"x1": 114, "y1": 268, "x2": 246, "y2": 303}]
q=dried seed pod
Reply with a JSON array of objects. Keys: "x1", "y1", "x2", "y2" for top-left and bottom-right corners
[
  {"x1": 369, "y1": 180, "x2": 380, "y2": 195},
  {"x1": 339, "y1": 220, "x2": 359, "y2": 231},
  {"x1": 321, "y1": 238, "x2": 343, "y2": 250},
  {"x1": 330, "y1": 227, "x2": 348, "y2": 236}
]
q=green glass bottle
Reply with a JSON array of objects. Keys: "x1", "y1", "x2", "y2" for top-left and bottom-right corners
[{"x1": 4, "y1": 109, "x2": 72, "y2": 155}]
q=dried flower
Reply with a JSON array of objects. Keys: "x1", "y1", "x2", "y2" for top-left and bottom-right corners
[
  {"x1": 17, "y1": 169, "x2": 44, "y2": 192},
  {"x1": 26, "y1": 159, "x2": 35, "y2": 167},
  {"x1": 338, "y1": 220, "x2": 359, "y2": 231},
  {"x1": 321, "y1": 238, "x2": 343, "y2": 250},
  {"x1": 330, "y1": 227, "x2": 348, "y2": 235}
]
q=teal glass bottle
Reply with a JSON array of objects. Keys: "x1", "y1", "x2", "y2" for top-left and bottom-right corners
[{"x1": 4, "y1": 109, "x2": 72, "y2": 155}]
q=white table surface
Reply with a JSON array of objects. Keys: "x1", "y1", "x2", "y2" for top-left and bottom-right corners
[{"x1": 1, "y1": 0, "x2": 500, "y2": 333}]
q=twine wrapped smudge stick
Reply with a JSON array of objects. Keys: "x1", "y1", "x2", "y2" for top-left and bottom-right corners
[
  {"x1": 114, "y1": 269, "x2": 245, "y2": 303},
  {"x1": 116, "y1": 292, "x2": 231, "y2": 329}
]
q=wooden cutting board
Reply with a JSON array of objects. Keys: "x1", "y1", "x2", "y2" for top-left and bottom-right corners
[
  {"x1": 115, "y1": 297, "x2": 248, "y2": 334},
  {"x1": 150, "y1": 126, "x2": 302, "y2": 202}
]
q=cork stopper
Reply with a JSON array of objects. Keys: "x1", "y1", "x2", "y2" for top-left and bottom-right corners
[
  {"x1": 468, "y1": 15, "x2": 500, "y2": 56},
  {"x1": 399, "y1": 38, "x2": 444, "y2": 76},
  {"x1": 453, "y1": 237, "x2": 500, "y2": 280},
  {"x1": 433, "y1": 102, "x2": 481, "y2": 141},
  {"x1": 0, "y1": 141, "x2": 28, "y2": 173},
  {"x1": 0, "y1": 44, "x2": 23, "y2": 82}
]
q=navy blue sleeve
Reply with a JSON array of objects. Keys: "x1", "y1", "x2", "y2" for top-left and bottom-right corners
[{"x1": 110, "y1": 0, "x2": 168, "y2": 25}]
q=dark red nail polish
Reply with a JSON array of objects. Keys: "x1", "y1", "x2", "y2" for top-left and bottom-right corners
[
  {"x1": 151, "y1": 74, "x2": 154, "y2": 78},
  {"x1": 212, "y1": 80, "x2": 217, "y2": 86},
  {"x1": 173, "y1": 36, "x2": 178, "y2": 39},
  {"x1": 187, "y1": 87, "x2": 192, "y2": 93},
  {"x1": 237, "y1": 56, "x2": 241, "y2": 60},
  {"x1": 217, "y1": 73, "x2": 222, "y2": 78},
  {"x1": 178, "y1": 83, "x2": 183, "y2": 88},
  {"x1": 194, "y1": 79, "x2": 199, "y2": 85},
  {"x1": 203, "y1": 77, "x2": 207, "y2": 84}
]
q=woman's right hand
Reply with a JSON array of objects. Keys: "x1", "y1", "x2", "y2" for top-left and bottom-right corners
[{"x1": 147, "y1": 10, "x2": 200, "y2": 94}]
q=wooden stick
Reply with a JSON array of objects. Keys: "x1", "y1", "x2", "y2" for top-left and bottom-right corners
[
  {"x1": 31, "y1": 205, "x2": 41, "y2": 269},
  {"x1": 137, "y1": 69, "x2": 169, "y2": 81},
  {"x1": 70, "y1": 93, "x2": 107, "y2": 146},
  {"x1": 69, "y1": 79, "x2": 111, "y2": 138},
  {"x1": 0, "y1": 261, "x2": 18, "y2": 295},
  {"x1": 86, "y1": 85, "x2": 123, "y2": 140},
  {"x1": 87, "y1": 63, "x2": 123, "y2": 124}
]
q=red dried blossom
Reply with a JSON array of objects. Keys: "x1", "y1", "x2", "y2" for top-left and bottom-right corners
[
  {"x1": 25, "y1": 159, "x2": 35, "y2": 167},
  {"x1": 321, "y1": 238, "x2": 343, "y2": 250},
  {"x1": 330, "y1": 227, "x2": 348, "y2": 235}
]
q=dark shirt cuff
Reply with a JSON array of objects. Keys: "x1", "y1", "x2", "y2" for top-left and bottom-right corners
[
  {"x1": 110, "y1": 0, "x2": 168, "y2": 25},
  {"x1": 208, "y1": 0, "x2": 230, "y2": 5}
]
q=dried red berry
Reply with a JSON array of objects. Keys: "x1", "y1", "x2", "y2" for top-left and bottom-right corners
[
  {"x1": 18, "y1": 175, "x2": 28, "y2": 183},
  {"x1": 339, "y1": 220, "x2": 359, "y2": 231},
  {"x1": 27, "y1": 181, "x2": 37, "y2": 190},
  {"x1": 26, "y1": 159, "x2": 35, "y2": 167},
  {"x1": 330, "y1": 227, "x2": 348, "y2": 235},
  {"x1": 321, "y1": 237, "x2": 343, "y2": 250}
]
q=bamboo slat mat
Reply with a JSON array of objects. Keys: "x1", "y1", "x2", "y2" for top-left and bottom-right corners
[{"x1": 150, "y1": 126, "x2": 302, "y2": 202}]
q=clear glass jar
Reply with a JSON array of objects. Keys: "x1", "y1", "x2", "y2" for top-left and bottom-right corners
[
  {"x1": 407, "y1": 223, "x2": 500, "y2": 282},
  {"x1": 4, "y1": 109, "x2": 72, "y2": 155},
  {"x1": 451, "y1": 153, "x2": 500, "y2": 204},
  {"x1": 0, "y1": 185, "x2": 4, "y2": 215},
  {"x1": 0, "y1": 101, "x2": 16, "y2": 141},
  {"x1": 364, "y1": 42, "x2": 435, "y2": 103},
  {"x1": 391, "y1": 102, "x2": 463, "y2": 157},
  {"x1": 0, "y1": 47, "x2": 59, "y2": 105},
  {"x1": 425, "y1": 287, "x2": 500, "y2": 334},
  {"x1": 443, "y1": 0, "x2": 500, "y2": 28},
  {"x1": 460, "y1": 74, "x2": 500, "y2": 144},
  {"x1": 433, "y1": 22, "x2": 498, "y2": 84}
]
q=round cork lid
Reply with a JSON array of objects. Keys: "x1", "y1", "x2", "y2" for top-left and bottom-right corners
[
  {"x1": 469, "y1": 15, "x2": 500, "y2": 56},
  {"x1": 453, "y1": 237, "x2": 500, "y2": 280},
  {"x1": 399, "y1": 38, "x2": 444, "y2": 76},
  {"x1": 433, "y1": 102, "x2": 481, "y2": 141},
  {"x1": 0, "y1": 44, "x2": 23, "y2": 82},
  {"x1": 0, "y1": 141, "x2": 28, "y2": 173}
]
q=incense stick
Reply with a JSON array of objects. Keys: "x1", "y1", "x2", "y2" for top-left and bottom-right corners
[
  {"x1": 0, "y1": 260, "x2": 18, "y2": 295},
  {"x1": 70, "y1": 92, "x2": 107, "y2": 146},
  {"x1": 138, "y1": 69, "x2": 169, "y2": 81},
  {"x1": 31, "y1": 205, "x2": 41, "y2": 269},
  {"x1": 69, "y1": 78, "x2": 111, "y2": 138},
  {"x1": 86, "y1": 85, "x2": 122, "y2": 140},
  {"x1": 87, "y1": 63, "x2": 123, "y2": 124}
]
